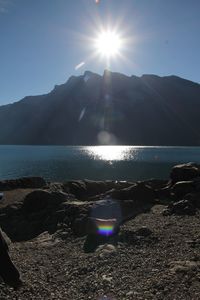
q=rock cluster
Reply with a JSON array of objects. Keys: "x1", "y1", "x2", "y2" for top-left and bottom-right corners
[
  {"x1": 0, "y1": 180, "x2": 158, "y2": 242},
  {"x1": 164, "y1": 163, "x2": 200, "y2": 215},
  {"x1": 0, "y1": 163, "x2": 200, "y2": 243}
]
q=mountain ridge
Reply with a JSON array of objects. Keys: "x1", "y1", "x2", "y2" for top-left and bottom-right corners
[
  {"x1": 0, "y1": 70, "x2": 200, "y2": 146},
  {"x1": 1, "y1": 71, "x2": 199, "y2": 108}
]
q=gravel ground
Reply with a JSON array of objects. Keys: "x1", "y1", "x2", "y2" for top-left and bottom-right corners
[{"x1": 0, "y1": 205, "x2": 200, "y2": 300}]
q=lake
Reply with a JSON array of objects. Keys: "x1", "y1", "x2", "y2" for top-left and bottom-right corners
[{"x1": 0, "y1": 145, "x2": 200, "y2": 182}]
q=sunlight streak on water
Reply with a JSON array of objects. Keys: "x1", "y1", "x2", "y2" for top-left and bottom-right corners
[
  {"x1": 86, "y1": 145, "x2": 134, "y2": 161},
  {"x1": 1, "y1": 145, "x2": 200, "y2": 181}
]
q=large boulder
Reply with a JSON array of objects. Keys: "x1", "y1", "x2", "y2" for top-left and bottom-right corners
[
  {"x1": 0, "y1": 177, "x2": 46, "y2": 191},
  {"x1": 110, "y1": 182, "x2": 155, "y2": 203},
  {"x1": 171, "y1": 181, "x2": 195, "y2": 199},
  {"x1": 69, "y1": 187, "x2": 155, "y2": 237},
  {"x1": 63, "y1": 181, "x2": 87, "y2": 199},
  {"x1": 164, "y1": 199, "x2": 196, "y2": 216},
  {"x1": 163, "y1": 191, "x2": 200, "y2": 216},
  {"x1": 61, "y1": 201, "x2": 92, "y2": 235},
  {"x1": 0, "y1": 190, "x2": 72, "y2": 241},
  {"x1": 22, "y1": 190, "x2": 67, "y2": 213},
  {"x1": 170, "y1": 163, "x2": 200, "y2": 183},
  {"x1": 63, "y1": 180, "x2": 135, "y2": 200},
  {"x1": 89, "y1": 184, "x2": 155, "y2": 228}
]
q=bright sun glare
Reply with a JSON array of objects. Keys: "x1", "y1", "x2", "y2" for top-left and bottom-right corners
[{"x1": 95, "y1": 30, "x2": 122, "y2": 58}]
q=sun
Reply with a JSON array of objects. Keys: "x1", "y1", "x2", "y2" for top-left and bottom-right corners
[{"x1": 94, "y1": 30, "x2": 122, "y2": 58}]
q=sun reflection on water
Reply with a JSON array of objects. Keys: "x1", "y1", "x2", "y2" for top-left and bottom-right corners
[{"x1": 87, "y1": 146, "x2": 133, "y2": 161}]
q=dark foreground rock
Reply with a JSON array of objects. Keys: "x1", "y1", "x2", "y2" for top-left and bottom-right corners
[
  {"x1": 0, "y1": 180, "x2": 158, "y2": 241},
  {"x1": 0, "y1": 163, "x2": 200, "y2": 299},
  {"x1": 0, "y1": 229, "x2": 22, "y2": 289},
  {"x1": 1, "y1": 163, "x2": 200, "y2": 241}
]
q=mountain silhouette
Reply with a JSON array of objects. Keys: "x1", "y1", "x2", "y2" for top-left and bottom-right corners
[{"x1": 0, "y1": 70, "x2": 200, "y2": 145}]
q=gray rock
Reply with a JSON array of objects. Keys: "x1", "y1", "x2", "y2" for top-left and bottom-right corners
[
  {"x1": 96, "y1": 244, "x2": 117, "y2": 258},
  {"x1": 171, "y1": 181, "x2": 195, "y2": 199},
  {"x1": 164, "y1": 199, "x2": 196, "y2": 216},
  {"x1": 22, "y1": 190, "x2": 67, "y2": 213},
  {"x1": 170, "y1": 163, "x2": 199, "y2": 183}
]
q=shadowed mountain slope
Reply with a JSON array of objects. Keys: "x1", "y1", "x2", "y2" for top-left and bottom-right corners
[{"x1": 0, "y1": 70, "x2": 200, "y2": 145}]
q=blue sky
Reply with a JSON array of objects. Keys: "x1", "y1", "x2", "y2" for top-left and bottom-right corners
[{"x1": 0, "y1": 0, "x2": 200, "y2": 105}]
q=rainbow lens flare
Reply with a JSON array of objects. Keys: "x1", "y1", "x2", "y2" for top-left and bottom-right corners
[
  {"x1": 96, "y1": 219, "x2": 116, "y2": 236},
  {"x1": 98, "y1": 225, "x2": 114, "y2": 236}
]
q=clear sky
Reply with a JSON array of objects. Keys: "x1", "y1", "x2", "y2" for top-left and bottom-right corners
[{"x1": 0, "y1": 0, "x2": 200, "y2": 105}]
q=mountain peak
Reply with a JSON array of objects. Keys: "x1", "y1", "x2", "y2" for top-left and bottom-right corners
[{"x1": 1, "y1": 71, "x2": 200, "y2": 145}]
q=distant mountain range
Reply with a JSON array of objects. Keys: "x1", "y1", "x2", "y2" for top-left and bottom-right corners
[{"x1": 0, "y1": 70, "x2": 200, "y2": 145}]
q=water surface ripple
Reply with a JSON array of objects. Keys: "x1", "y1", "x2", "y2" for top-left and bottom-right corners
[{"x1": 0, "y1": 145, "x2": 200, "y2": 181}]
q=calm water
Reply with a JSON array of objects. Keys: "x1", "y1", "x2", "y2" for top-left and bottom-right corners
[{"x1": 0, "y1": 145, "x2": 200, "y2": 182}]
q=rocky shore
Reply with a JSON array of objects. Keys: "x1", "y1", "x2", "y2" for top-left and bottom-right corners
[{"x1": 0, "y1": 163, "x2": 200, "y2": 299}]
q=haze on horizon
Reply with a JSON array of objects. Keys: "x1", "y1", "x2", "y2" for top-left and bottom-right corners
[{"x1": 0, "y1": 0, "x2": 200, "y2": 105}]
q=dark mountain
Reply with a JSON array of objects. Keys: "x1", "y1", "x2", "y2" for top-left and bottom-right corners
[{"x1": 0, "y1": 70, "x2": 200, "y2": 145}]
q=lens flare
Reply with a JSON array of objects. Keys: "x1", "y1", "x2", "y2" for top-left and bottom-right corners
[
  {"x1": 75, "y1": 61, "x2": 85, "y2": 70},
  {"x1": 96, "y1": 219, "x2": 116, "y2": 236},
  {"x1": 98, "y1": 225, "x2": 114, "y2": 236}
]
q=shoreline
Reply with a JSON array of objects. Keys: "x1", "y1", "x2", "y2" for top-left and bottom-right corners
[{"x1": 0, "y1": 162, "x2": 200, "y2": 299}]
